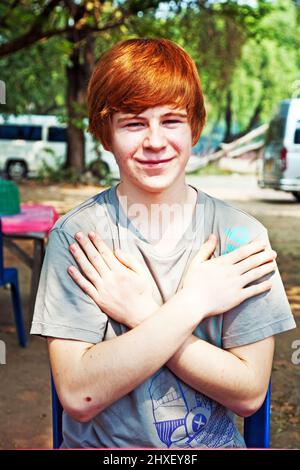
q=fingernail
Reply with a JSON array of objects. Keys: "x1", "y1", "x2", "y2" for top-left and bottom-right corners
[
  {"x1": 75, "y1": 232, "x2": 82, "y2": 240},
  {"x1": 89, "y1": 231, "x2": 96, "y2": 239}
]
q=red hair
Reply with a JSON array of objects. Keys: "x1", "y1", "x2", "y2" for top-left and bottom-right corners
[{"x1": 87, "y1": 38, "x2": 206, "y2": 149}]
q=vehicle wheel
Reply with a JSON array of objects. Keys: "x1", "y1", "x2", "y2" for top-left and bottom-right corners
[
  {"x1": 6, "y1": 161, "x2": 28, "y2": 180},
  {"x1": 89, "y1": 160, "x2": 110, "y2": 179},
  {"x1": 292, "y1": 191, "x2": 300, "y2": 202}
]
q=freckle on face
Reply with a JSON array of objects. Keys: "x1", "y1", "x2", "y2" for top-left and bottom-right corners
[{"x1": 85, "y1": 396, "x2": 92, "y2": 402}]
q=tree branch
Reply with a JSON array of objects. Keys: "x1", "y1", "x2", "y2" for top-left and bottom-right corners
[
  {"x1": 0, "y1": 13, "x2": 129, "y2": 57},
  {"x1": 0, "y1": 26, "x2": 70, "y2": 57},
  {"x1": 0, "y1": 0, "x2": 63, "y2": 57}
]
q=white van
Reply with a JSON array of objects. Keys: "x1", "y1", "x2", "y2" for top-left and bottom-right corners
[
  {"x1": 0, "y1": 114, "x2": 119, "y2": 179},
  {"x1": 258, "y1": 99, "x2": 300, "y2": 201}
]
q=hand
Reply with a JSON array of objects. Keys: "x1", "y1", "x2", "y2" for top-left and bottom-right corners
[
  {"x1": 182, "y1": 234, "x2": 277, "y2": 319},
  {"x1": 68, "y1": 231, "x2": 159, "y2": 328}
]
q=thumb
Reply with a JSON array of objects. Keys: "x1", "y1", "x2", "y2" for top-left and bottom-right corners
[
  {"x1": 196, "y1": 234, "x2": 218, "y2": 262},
  {"x1": 114, "y1": 249, "x2": 144, "y2": 274}
]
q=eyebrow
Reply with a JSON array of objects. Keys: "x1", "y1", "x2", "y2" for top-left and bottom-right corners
[{"x1": 117, "y1": 112, "x2": 188, "y2": 124}]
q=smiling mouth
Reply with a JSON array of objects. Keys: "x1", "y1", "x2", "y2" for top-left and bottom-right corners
[{"x1": 135, "y1": 157, "x2": 175, "y2": 164}]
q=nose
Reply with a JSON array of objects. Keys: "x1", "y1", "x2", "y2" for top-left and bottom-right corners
[{"x1": 143, "y1": 124, "x2": 167, "y2": 150}]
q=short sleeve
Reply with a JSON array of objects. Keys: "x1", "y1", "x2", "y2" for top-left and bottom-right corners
[
  {"x1": 221, "y1": 228, "x2": 296, "y2": 349},
  {"x1": 30, "y1": 228, "x2": 108, "y2": 343}
]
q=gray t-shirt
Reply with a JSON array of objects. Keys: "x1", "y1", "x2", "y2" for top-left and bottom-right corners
[{"x1": 30, "y1": 184, "x2": 296, "y2": 449}]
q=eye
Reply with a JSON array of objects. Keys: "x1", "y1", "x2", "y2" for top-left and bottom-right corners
[
  {"x1": 125, "y1": 122, "x2": 144, "y2": 128},
  {"x1": 163, "y1": 120, "x2": 181, "y2": 124}
]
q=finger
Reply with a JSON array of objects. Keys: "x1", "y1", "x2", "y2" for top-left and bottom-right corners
[
  {"x1": 240, "y1": 260, "x2": 276, "y2": 287},
  {"x1": 68, "y1": 265, "x2": 101, "y2": 303},
  {"x1": 236, "y1": 249, "x2": 277, "y2": 274},
  {"x1": 241, "y1": 279, "x2": 272, "y2": 302},
  {"x1": 69, "y1": 242, "x2": 105, "y2": 283},
  {"x1": 74, "y1": 232, "x2": 110, "y2": 275},
  {"x1": 195, "y1": 234, "x2": 218, "y2": 262},
  {"x1": 88, "y1": 231, "x2": 120, "y2": 270},
  {"x1": 114, "y1": 249, "x2": 145, "y2": 275},
  {"x1": 224, "y1": 240, "x2": 267, "y2": 264}
]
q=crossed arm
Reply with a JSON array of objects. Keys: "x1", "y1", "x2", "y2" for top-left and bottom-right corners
[{"x1": 48, "y1": 232, "x2": 275, "y2": 422}]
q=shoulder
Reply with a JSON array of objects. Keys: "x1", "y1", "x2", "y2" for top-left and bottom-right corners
[
  {"x1": 50, "y1": 186, "x2": 113, "y2": 238},
  {"x1": 202, "y1": 191, "x2": 267, "y2": 254}
]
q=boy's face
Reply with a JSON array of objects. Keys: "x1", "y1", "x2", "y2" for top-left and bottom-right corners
[{"x1": 109, "y1": 105, "x2": 193, "y2": 193}]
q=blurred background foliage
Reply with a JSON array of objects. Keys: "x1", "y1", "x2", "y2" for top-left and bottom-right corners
[{"x1": 0, "y1": 0, "x2": 300, "y2": 171}]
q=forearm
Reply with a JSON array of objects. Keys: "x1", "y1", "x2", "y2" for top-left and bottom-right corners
[
  {"x1": 100, "y1": 296, "x2": 265, "y2": 417},
  {"x1": 166, "y1": 335, "x2": 264, "y2": 416},
  {"x1": 57, "y1": 290, "x2": 205, "y2": 421},
  {"x1": 127, "y1": 299, "x2": 266, "y2": 416}
]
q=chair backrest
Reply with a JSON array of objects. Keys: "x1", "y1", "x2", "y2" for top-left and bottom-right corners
[
  {"x1": 244, "y1": 383, "x2": 271, "y2": 448},
  {"x1": 51, "y1": 376, "x2": 271, "y2": 449},
  {"x1": 51, "y1": 375, "x2": 63, "y2": 449},
  {"x1": 0, "y1": 219, "x2": 4, "y2": 283}
]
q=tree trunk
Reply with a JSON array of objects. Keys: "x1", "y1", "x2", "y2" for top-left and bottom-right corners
[
  {"x1": 65, "y1": 44, "x2": 85, "y2": 173},
  {"x1": 244, "y1": 101, "x2": 262, "y2": 134},
  {"x1": 223, "y1": 90, "x2": 233, "y2": 143},
  {"x1": 65, "y1": 31, "x2": 95, "y2": 173},
  {"x1": 224, "y1": 101, "x2": 262, "y2": 143}
]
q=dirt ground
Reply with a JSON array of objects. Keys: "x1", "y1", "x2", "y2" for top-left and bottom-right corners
[{"x1": 0, "y1": 177, "x2": 299, "y2": 449}]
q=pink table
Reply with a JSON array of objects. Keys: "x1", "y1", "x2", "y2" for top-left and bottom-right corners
[
  {"x1": 1, "y1": 204, "x2": 59, "y2": 235},
  {"x1": 1, "y1": 204, "x2": 59, "y2": 318}
]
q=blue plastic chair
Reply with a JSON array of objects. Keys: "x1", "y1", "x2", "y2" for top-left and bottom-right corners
[
  {"x1": 0, "y1": 218, "x2": 27, "y2": 347},
  {"x1": 51, "y1": 375, "x2": 63, "y2": 449},
  {"x1": 51, "y1": 376, "x2": 271, "y2": 449},
  {"x1": 244, "y1": 383, "x2": 271, "y2": 448}
]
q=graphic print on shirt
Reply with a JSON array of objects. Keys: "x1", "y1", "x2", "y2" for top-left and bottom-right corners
[
  {"x1": 223, "y1": 226, "x2": 250, "y2": 255},
  {"x1": 148, "y1": 370, "x2": 236, "y2": 448}
]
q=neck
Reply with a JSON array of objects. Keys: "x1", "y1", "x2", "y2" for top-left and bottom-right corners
[
  {"x1": 116, "y1": 178, "x2": 190, "y2": 211},
  {"x1": 115, "y1": 179, "x2": 198, "y2": 245}
]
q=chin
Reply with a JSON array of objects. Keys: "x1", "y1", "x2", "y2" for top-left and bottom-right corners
[{"x1": 133, "y1": 172, "x2": 180, "y2": 193}]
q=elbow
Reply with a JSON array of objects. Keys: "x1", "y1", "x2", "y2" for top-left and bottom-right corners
[
  {"x1": 64, "y1": 400, "x2": 104, "y2": 423},
  {"x1": 60, "y1": 390, "x2": 106, "y2": 423},
  {"x1": 65, "y1": 404, "x2": 94, "y2": 423},
  {"x1": 233, "y1": 393, "x2": 266, "y2": 418}
]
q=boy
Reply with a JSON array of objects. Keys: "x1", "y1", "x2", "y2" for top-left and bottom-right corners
[{"x1": 31, "y1": 38, "x2": 296, "y2": 448}]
